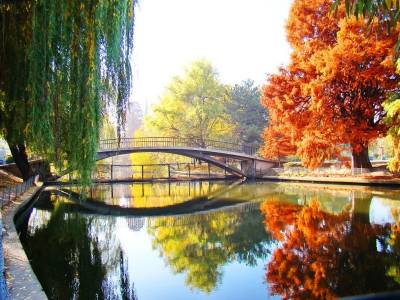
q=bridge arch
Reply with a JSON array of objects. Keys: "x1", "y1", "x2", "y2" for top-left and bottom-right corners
[
  {"x1": 96, "y1": 137, "x2": 277, "y2": 179},
  {"x1": 97, "y1": 148, "x2": 246, "y2": 177},
  {"x1": 44, "y1": 187, "x2": 251, "y2": 217}
]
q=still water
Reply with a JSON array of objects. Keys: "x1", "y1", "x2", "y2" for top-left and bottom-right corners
[{"x1": 17, "y1": 181, "x2": 400, "y2": 299}]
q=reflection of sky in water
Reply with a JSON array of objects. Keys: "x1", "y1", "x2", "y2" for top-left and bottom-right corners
[
  {"x1": 370, "y1": 197, "x2": 400, "y2": 225},
  {"x1": 115, "y1": 218, "x2": 278, "y2": 300},
  {"x1": 118, "y1": 196, "x2": 130, "y2": 207}
]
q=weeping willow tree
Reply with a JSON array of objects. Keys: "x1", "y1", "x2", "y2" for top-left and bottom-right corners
[
  {"x1": 0, "y1": 0, "x2": 135, "y2": 182},
  {"x1": 0, "y1": 0, "x2": 33, "y2": 179}
]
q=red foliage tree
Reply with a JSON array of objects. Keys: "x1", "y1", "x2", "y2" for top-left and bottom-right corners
[{"x1": 261, "y1": 0, "x2": 399, "y2": 168}]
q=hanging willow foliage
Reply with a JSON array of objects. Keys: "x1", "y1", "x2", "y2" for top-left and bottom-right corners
[
  {"x1": 0, "y1": 1, "x2": 32, "y2": 143},
  {"x1": 29, "y1": 0, "x2": 135, "y2": 184}
]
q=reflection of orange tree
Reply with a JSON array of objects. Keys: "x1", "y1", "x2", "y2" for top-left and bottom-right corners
[{"x1": 261, "y1": 199, "x2": 400, "y2": 299}]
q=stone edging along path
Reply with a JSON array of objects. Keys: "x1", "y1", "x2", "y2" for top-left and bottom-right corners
[{"x1": 2, "y1": 184, "x2": 47, "y2": 300}]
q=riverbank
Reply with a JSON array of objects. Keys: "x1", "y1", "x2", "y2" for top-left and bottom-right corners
[
  {"x1": 46, "y1": 175, "x2": 400, "y2": 188},
  {"x1": 262, "y1": 174, "x2": 400, "y2": 187},
  {"x1": 1, "y1": 184, "x2": 47, "y2": 299}
]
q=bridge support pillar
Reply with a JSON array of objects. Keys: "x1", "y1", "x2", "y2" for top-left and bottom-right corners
[
  {"x1": 240, "y1": 159, "x2": 256, "y2": 179},
  {"x1": 241, "y1": 160, "x2": 278, "y2": 178}
]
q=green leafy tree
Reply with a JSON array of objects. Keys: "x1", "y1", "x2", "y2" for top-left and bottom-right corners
[
  {"x1": 227, "y1": 80, "x2": 267, "y2": 149},
  {"x1": 383, "y1": 88, "x2": 400, "y2": 171},
  {"x1": 148, "y1": 60, "x2": 233, "y2": 146},
  {"x1": 0, "y1": 0, "x2": 135, "y2": 182},
  {"x1": 100, "y1": 116, "x2": 118, "y2": 141},
  {"x1": 0, "y1": 1, "x2": 34, "y2": 179}
]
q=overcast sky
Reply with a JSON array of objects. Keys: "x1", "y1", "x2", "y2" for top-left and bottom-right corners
[{"x1": 130, "y1": 0, "x2": 293, "y2": 112}]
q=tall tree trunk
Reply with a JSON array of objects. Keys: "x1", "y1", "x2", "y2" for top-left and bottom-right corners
[
  {"x1": 352, "y1": 145, "x2": 372, "y2": 169},
  {"x1": 8, "y1": 143, "x2": 33, "y2": 181}
]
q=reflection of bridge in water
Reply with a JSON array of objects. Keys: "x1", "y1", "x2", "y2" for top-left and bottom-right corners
[
  {"x1": 95, "y1": 137, "x2": 278, "y2": 179},
  {"x1": 34, "y1": 181, "x2": 393, "y2": 232},
  {"x1": 42, "y1": 186, "x2": 263, "y2": 232},
  {"x1": 86, "y1": 180, "x2": 247, "y2": 205},
  {"x1": 126, "y1": 217, "x2": 145, "y2": 231},
  {"x1": 40, "y1": 181, "x2": 270, "y2": 221},
  {"x1": 125, "y1": 200, "x2": 262, "y2": 231}
]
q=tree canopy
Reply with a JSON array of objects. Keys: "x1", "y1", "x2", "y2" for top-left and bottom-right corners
[
  {"x1": 140, "y1": 62, "x2": 267, "y2": 150},
  {"x1": 261, "y1": 0, "x2": 398, "y2": 168},
  {"x1": 226, "y1": 80, "x2": 267, "y2": 149},
  {"x1": 331, "y1": 1, "x2": 400, "y2": 171},
  {"x1": 147, "y1": 60, "x2": 233, "y2": 146},
  {"x1": 332, "y1": 0, "x2": 400, "y2": 35},
  {"x1": 0, "y1": 0, "x2": 135, "y2": 182}
]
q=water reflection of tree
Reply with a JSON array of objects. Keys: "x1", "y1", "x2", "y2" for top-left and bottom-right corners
[
  {"x1": 147, "y1": 207, "x2": 272, "y2": 293},
  {"x1": 20, "y1": 192, "x2": 137, "y2": 300},
  {"x1": 261, "y1": 197, "x2": 400, "y2": 299}
]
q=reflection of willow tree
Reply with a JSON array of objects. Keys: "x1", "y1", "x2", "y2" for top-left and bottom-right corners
[
  {"x1": 148, "y1": 208, "x2": 271, "y2": 292},
  {"x1": 102, "y1": 250, "x2": 137, "y2": 300},
  {"x1": 261, "y1": 197, "x2": 400, "y2": 300},
  {"x1": 20, "y1": 193, "x2": 137, "y2": 299}
]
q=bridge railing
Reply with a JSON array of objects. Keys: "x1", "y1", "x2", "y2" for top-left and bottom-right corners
[{"x1": 98, "y1": 137, "x2": 257, "y2": 156}]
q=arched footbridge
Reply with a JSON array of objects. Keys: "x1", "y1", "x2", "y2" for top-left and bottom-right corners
[{"x1": 97, "y1": 137, "x2": 277, "y2": 178}]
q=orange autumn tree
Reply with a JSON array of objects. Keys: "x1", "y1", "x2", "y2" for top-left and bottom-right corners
[{"x1": 261, "y1": 0, "x2": 399, "y2": 168}]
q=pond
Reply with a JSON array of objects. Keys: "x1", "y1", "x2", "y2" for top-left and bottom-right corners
[{"x1": 17, "y1": 180, "x2": 400, "y2": 299}]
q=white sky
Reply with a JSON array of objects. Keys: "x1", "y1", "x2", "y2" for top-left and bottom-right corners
[{"x1": 131, "y1": 0, "x2": 293, "y2": 112}]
